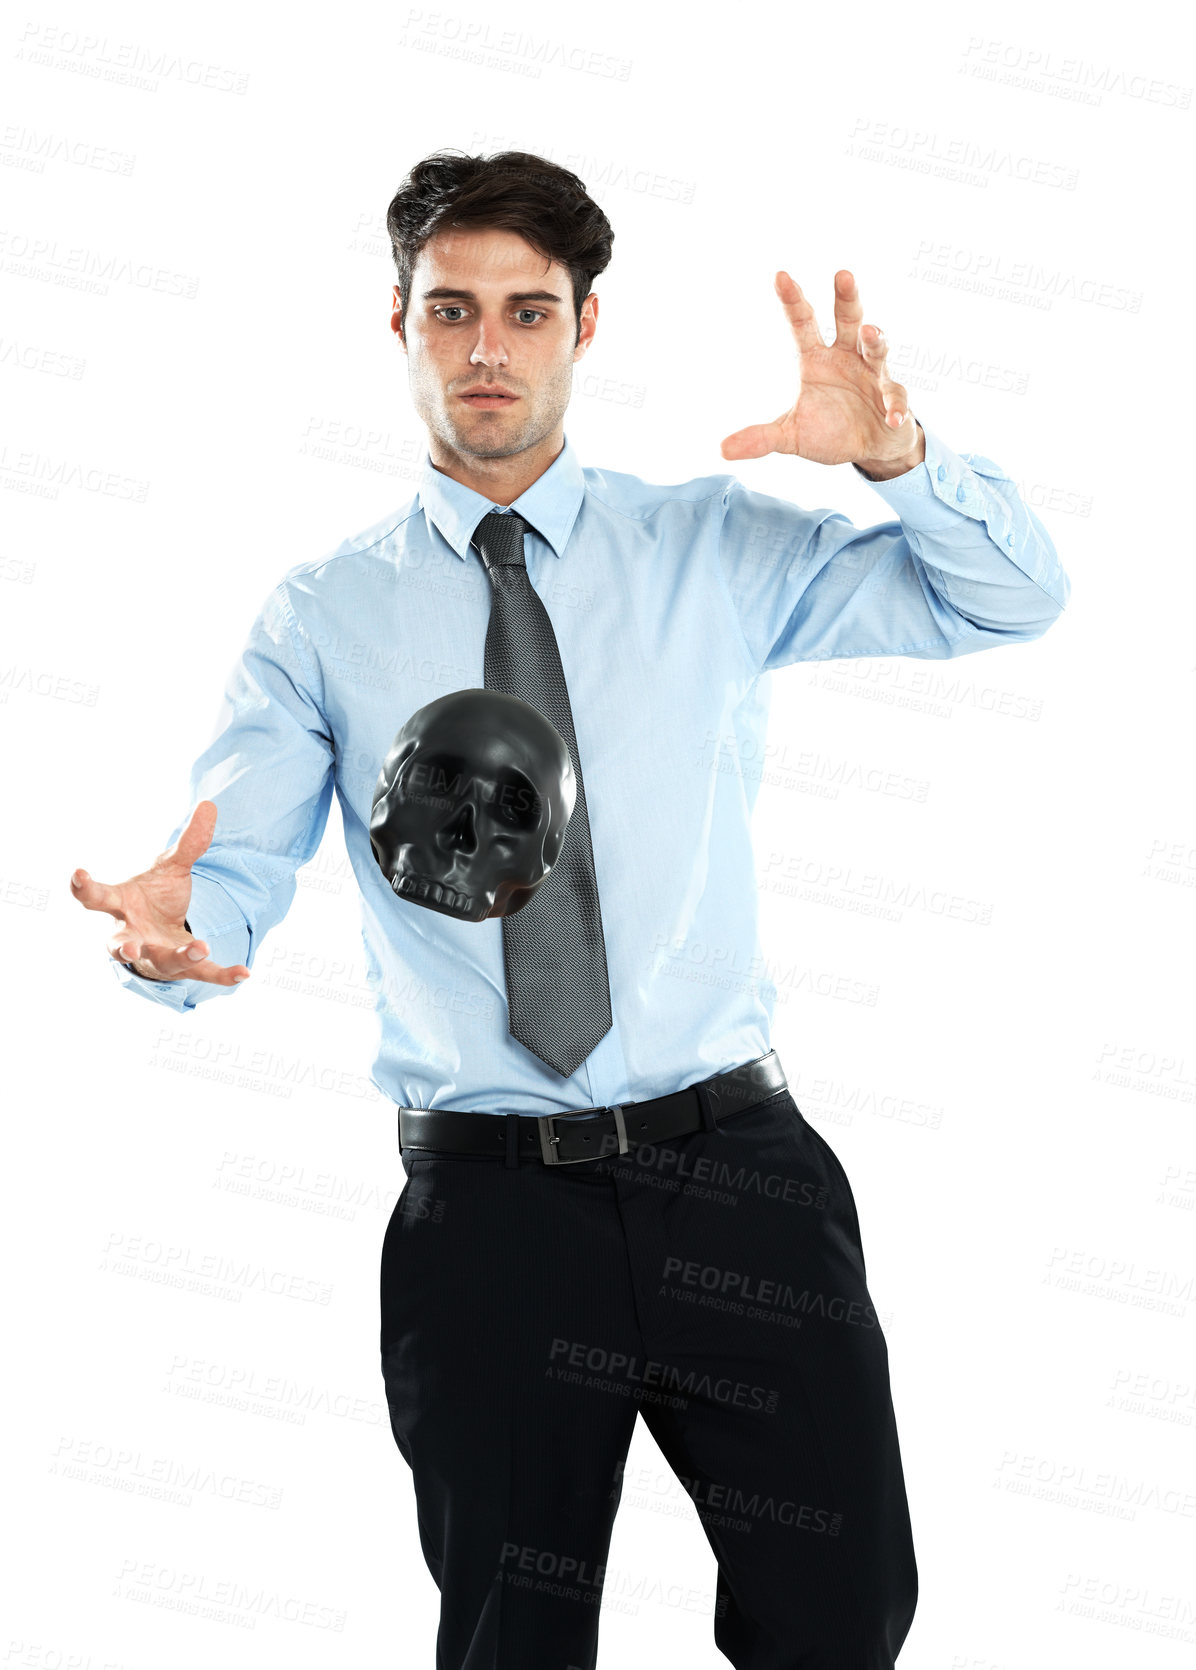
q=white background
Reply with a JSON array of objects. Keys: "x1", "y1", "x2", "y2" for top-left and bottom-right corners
[{"x1": 3, "y1": 1, "x2": 1194, "y2": 1665}]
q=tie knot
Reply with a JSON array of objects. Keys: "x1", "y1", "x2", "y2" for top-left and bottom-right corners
[{"x1": 472, "y1": 510, "x2": 528, "y2": 571}]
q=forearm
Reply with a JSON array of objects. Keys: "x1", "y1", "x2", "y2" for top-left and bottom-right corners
[{"x1": 853, "y1": 423, "x2": 1070, "y2": 635}]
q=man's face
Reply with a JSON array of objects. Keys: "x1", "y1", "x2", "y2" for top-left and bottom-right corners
[{"x1": 392, "y1": 226, "x2": 596, "y2": 460}]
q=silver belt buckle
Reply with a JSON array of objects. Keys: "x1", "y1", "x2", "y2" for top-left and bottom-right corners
[{"x1": 537, "y1": 1104, "x2": 630, "y2": 1165}]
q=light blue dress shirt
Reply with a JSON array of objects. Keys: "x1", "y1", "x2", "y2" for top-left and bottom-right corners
[{"x1": 112, "y1": 424, "x2": 1070, "y2": 1114}]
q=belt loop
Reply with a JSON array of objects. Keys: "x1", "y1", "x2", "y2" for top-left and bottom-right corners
[
  {"x1": 696, "y1": 1079, "x2": 720, "y2": 1133},
  {"x1": 504, "y1": 1112, "x2": 521, "y2": 1169}
]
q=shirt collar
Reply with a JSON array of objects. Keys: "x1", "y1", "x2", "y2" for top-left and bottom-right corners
[{"x1": 415, "y1": 431, "x2": 586, "y2": 561}]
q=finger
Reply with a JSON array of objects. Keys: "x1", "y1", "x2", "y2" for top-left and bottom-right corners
[
  {"x1": 158, "y1": 798, "x2": 218, "y2": 873},
  {"x1": 719, "y1": 417, "x2": 789, "y2": 462},
  {"x1": 108, "y1": 931, "x2": 190, "y2": 968},
  {"x1": 858, "y1": 328, "x2": 910, "y2": 425},
  {"x1": 774, "y1": 272, "x2": 825, "y2": 356},
  {"x1": 70, "y1": 868, "x2": 126, "y2": 915},
  {"x1": 880, "y1": 376, "x2": 912, "y2": 427},
  {"x1": 180, "y1": 956, "x2": 251, "y2": 986},
  {"x1": 108, "y1": 934, "x2": 251, "y2": 985},
  {"x1": 832, "y1": 269, "x2": 865, "y2": 349},
  {"x1": 858, "y1": 322, "x2": 889, "y2": 368}
]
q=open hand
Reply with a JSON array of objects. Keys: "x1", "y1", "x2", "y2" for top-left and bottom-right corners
[
  {"x1": 70, "y1": 799, "x2": 250, "y2": 986},
  {"x1": 720, "y1": 269, "x2": 922, "y2": 473}
]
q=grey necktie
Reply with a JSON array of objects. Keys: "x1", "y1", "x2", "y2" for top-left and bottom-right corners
[{"x1": 471, "y1": 509, "x2": 613, "y2": 1077}]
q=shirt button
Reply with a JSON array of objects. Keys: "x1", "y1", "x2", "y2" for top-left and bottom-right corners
[
  {"x1": 936, "y1": 464, "x2": 946, "y2": 482},
  {"x1": 956, "y1": 484, "x2": 967, "y2": 502},
  {"x1": 1007, "y1": 532, "x2": 1016, "y2": 546}
]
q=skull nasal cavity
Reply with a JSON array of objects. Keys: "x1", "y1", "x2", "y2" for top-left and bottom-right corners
[{"x1": 442, "y1": 801, "x2": 479, "y2": 850}]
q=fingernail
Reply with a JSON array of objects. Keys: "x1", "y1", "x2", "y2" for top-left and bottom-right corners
[
  {"x1": 233, "y1": 975, "x2": 247, "y2": 983},
  {"x1": 187, "y1": 946, "x2": 206, "y2": 961}
]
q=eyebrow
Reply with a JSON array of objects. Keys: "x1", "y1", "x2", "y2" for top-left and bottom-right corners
[{"x1": 420, "y1": 287, "x2": 565, "y2": 304}]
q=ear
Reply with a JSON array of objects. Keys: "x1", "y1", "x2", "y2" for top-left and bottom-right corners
[{"x1": 573, "y1": 291, "x2": 599, "y2": 363}]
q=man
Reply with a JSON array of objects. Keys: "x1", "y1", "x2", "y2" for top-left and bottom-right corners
[{"x1": 71, "y1": 150, "x2": 1070, "y2": 1668}]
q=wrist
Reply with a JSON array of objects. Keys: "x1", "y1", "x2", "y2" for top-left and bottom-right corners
[{"x1": 854, "y1": 420, "x2": 925, "y2": 481}]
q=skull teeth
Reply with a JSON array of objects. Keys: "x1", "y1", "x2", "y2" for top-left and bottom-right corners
[{"x1": 397, "y1": 875, "x2": 473, "y2": 913}]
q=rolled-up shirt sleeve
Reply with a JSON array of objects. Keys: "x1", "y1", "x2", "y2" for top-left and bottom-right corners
[
  {"x1": 110, "y1": 579, "x2": 336, "y2": 1011},
  {"x1": 717, "y1": 422, "x2": 1071, "y2": 674}
]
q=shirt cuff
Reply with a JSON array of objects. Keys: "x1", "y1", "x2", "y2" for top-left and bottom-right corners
[
  {"x1": 850, "y1": 420, "x2": 1071, "y2": 613},
  {"x1": 854, "y1": 422, "x2": 1015, "y2": 531},
  {"x1": 109, "y1": 873, "x2": 250, "y2": 1012}
]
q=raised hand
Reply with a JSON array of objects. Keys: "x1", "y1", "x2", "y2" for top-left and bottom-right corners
[
  {"x1": 70, "y1": 799, "x2": 250, "y2": 987},
  {"x1": 720, "y1": 269, "x2": 924, "y2": 476}
]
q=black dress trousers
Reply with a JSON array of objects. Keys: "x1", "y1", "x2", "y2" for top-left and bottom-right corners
[{"x1": 380, "y1": 1083, "x2": 918, "y2": 1670}]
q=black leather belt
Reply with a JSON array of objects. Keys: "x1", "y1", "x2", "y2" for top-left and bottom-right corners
[{"x1": 396, "y1": 1051, "x2": 787, "y2": 1167}]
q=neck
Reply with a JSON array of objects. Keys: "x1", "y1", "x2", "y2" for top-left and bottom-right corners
[{"x1": 426, "y1": 428, "x2": 565, "y2": 505}]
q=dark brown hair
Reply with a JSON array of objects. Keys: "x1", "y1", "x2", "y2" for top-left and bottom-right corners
[{"x1": 386, "y1": 150, "x2": 614, "y2": 345}]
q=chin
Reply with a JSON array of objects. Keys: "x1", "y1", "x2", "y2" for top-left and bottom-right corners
[{"x1": 451, "y1": 429, "x2": 529, "y2": 460}]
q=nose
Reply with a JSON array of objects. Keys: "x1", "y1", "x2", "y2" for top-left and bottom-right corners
[
  {"x1": 439, "y1": 800, "x2": 479, "y2": 855},
  {"x1": 469, "y1": 320, "x2": 509, "y2": 368}
]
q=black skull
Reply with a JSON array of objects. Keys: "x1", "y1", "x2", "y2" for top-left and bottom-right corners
[{"x1": 369, "y1": 688, "x2": 576, "y2": 922}]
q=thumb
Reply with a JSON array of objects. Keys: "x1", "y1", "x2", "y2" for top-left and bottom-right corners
[
  {"x1": 69, "y1": 869, "x2": 126, "y2": 916},
  {"x1": 719, "y1": 418, "x2": 787, "y2": 461},
  {"x1": 160, "y1": 799, "x2": 217, "y2": 872}
]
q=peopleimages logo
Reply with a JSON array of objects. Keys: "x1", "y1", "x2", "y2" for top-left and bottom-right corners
[
  {"x1": 664, "y1": 1257, "x2": 878, "y2": 1327},
  {"x1": 547, "y1": 1338, "x2": 778, "y2": 1412},
  {"x1": 593, "y1": 1136, "x2": 826, "y2": 1206},
  {"x1": 614, "y1": 1458, "x2": 844, "y2": 1536},
  {"x1": 673, "y1": 1471, "x2": 843, "y2": 1535}
]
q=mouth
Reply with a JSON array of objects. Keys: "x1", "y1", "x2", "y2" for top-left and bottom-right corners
[
  {"x1": 391, "y1": 871, "x2": 488, "y2": 922},
  {"x1": 459, "y1": 391, "x2": 519, "y2": 409}
]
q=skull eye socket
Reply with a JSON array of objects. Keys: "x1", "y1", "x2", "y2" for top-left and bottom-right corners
[
  {"x1": 396, "y1": 751, "x2": 468, "y2": 810},
  {"x1": 391, "y1": 751, "x2": 543, "y2": 835},
  {"x1": 489, "y1": 770, "x2": 542, "y2": 832}
]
